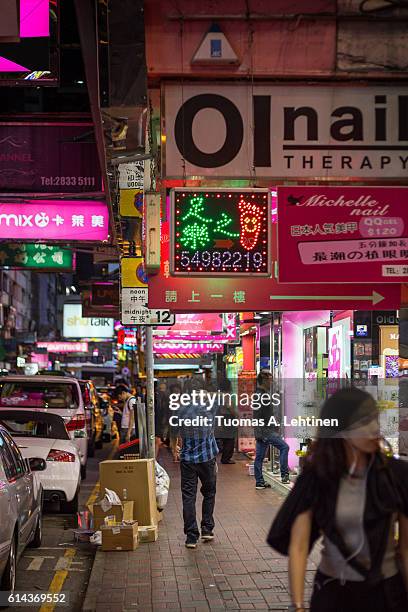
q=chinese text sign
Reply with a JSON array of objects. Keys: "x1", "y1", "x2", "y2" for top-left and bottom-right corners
[
  {"x1": 278, "y1": 186, "x2": 408, "y2": 284},
  {"x1": 171, "y1": 189, "x2": 270, "y2": 275}
]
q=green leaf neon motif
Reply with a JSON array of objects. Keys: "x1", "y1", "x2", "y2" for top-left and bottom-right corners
[
  {"x1": 180, "y1": 223, "x2": 211, "y2": 250},
  {"x1": 214, "y1": 212, "x2": 240, "y2": 238},
  {"x1": 179, "y1": 196, "x2": 240, "y2": 251}
]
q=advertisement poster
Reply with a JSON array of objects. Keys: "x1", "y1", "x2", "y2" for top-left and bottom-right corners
[
  {"x1": 171, "y1": 188, "x2": 270, "y2": 276},
  {"x1": 164, "y1": 84, "x2": 408, "y2": 179},
  {"x1": 63, "y1": 304, "x2": 114, "y2": 339},
  {"x1": 0, "y1": 123, "x2": 101, "y2": 192},
  {"x1": 278, "y1": 186, "x2": 408, "y2": 283},
  {"x1": 328, "y1": 326, "x2": 343, "y2": 379}
]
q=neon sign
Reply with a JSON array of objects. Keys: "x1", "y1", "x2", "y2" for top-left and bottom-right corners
[
  {"x1": 0, "y1": 1, "x2": 58, "y2": 85},
  {"x1": 0, "y1": 199, "x2": 109, "y2": 241},
  {"x1": 171, "y1": 188, "x2": 270, "y2": 275}
]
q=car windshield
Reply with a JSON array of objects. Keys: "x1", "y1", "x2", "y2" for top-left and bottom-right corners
[
  {"x1": 0, "y1": 411, "x2": 70, "y2": 440},
  {"x1": 0, "y1": 381, "x2": 79, "y2": 410}
]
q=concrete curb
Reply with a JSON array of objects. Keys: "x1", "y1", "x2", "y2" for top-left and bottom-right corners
[
  {"x1": 263, "y1": 469, "x2": 293, "y2": 496},
  {"x1": 82, "y1": 549, "x2": 104, "y2": 611}
]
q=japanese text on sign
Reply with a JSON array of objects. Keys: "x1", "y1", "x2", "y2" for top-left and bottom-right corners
[{"x1": 278, "y1": 186, "x2": 408, "y2": 284}]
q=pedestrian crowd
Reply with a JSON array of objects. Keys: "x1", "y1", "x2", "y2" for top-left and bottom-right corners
[{"x1": 109, "y1": 375, "x2": 408, "y2": 611}]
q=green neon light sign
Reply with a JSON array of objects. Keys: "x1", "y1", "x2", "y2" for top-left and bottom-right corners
[
  {"x1": 172, "y1": 188, "x2": 270, "y2": 276},
  {"x1": 0, "y1": 244, "x2": 74, "y2": 270}
]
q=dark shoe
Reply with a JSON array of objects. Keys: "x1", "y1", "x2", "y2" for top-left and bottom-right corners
[
  {"x1": 201, "y1": 531, "x2": 214, "y2": 542},
  {"x1": 185, "y1": 537, "x2": 197, "y2": 549},
  {"x1": 255, "y1": 483, "x2": 271, "y2": 490},
  {"x1": 281, "y1": 475, "x2": 290, "y2": 484},
  {"x1": 221, "y1": 460, "x2": 236, "y2": 464}
]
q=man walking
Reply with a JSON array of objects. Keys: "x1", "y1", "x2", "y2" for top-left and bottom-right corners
[
  {"x1": 177, "y1": 381, "x2": 218, "y2": 549},
  {"x1": 117, "y1": 385, "x2": 137, "y2": 444},
  {"x1": 253, "y1": 370, "x2": 290, "y2": 488}
]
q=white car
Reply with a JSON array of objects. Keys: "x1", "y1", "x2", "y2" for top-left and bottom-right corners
[
  {"x1": 0, "y1": 410, "x2": 81, "y2": 514},
  {"x1": 0, "y1": 375, "x2": 88, "y2": 479}
]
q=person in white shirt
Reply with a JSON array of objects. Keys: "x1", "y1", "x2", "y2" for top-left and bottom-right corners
[{"x1": 118, "y1": 386, "x2": 137, "y2": 444}]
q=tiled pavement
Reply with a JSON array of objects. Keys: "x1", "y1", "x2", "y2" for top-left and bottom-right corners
[{"x1": 82, "y1": 453, "x2": 318, "y2": 611}]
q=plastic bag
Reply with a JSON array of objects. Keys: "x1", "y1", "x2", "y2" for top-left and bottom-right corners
[
  {"x1": 156, "y1": 488, "x2": 168, "y2": 510},
  {"x1": 155, "y1": 463, "x2": 170, "y2": 490},
  {"x1": 90, "y1": 530, "x2": 102, "y2": 545}
]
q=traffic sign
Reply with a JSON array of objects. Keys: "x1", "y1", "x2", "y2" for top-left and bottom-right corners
[{"x1": 121, "y1": 287, "x2": 175, "y2": 326}]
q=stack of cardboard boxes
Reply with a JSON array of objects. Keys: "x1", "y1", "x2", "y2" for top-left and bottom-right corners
[{"x1": 91, "y1": 458, "x2": 159, "y2": 551}]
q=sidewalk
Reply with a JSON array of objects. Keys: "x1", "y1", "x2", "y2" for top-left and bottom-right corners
[{"x1": 82, "y1": 453, "x2": 318, "y2": 611}]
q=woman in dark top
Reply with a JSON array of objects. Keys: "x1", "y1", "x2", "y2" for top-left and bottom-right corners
[{"x1": 267, "y1": 387, "x2": 408, "y2": 612}]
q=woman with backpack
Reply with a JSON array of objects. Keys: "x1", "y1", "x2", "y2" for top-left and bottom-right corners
[{"x1": 267, "y1": 387, "x2": 408, "y2": 612}]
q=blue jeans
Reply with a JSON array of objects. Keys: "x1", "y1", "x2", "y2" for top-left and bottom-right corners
[{"x1": 254, "y1": 436, "x2": 289, "y2": 484}]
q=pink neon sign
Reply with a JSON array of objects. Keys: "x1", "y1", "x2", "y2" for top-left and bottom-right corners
[
  {"x1": 160, "y1": 313, "x2": 223, "y2": 335},
  {"x1": 0, "y1": 1, "x2": 51, "y2": 73},
  {"x1": 21, "y1": 0, "x2": 50, "y2": 38},
  {"x1": 0, "y1": 200, "x2": 109, "y2": 241},
  {"x1": 153, "y1": 341, "x2": 224, "y2": 355},
  {"x1": 37, "y1": 342, "x2": 89, "y2": 353}
]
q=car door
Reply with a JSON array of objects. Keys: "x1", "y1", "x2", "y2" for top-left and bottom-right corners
[
  {"x1": 2, "y1": 432, "x2": 34, "y2": 550},
  {"x1": 0, "y1": 435, "x2": 16, "y2": 576}
]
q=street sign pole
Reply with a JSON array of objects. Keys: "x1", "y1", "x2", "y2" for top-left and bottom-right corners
[{"x1": 145, "y1": 324, "x2": 155, "y2": 459}]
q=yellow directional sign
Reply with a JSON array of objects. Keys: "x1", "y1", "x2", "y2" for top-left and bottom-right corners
[
  {"x1": 121, "y1": 256, "x2": 148, "y2": 288},
  {"x1": 119, "y1": 189, "x2": 143, "y2": 218}
]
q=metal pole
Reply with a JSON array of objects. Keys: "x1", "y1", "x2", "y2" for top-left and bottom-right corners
[{"x1": 145, "y1": 325, "x2": 155, "y2": 458}]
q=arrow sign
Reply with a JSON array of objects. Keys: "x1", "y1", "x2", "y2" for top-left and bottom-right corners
[
  {"x1": 270, "y1": 291, "x2": 384, "y2": 306},
  {"x1": 214, "y1": 239, "x2": 234, "y2": 248}
]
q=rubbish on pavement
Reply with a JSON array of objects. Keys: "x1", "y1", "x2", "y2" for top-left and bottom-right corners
[{"x1": 101, "y1": 520, "x2": 139, "y2": 551}]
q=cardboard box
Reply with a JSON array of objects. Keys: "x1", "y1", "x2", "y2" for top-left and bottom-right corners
[
  {"x1": 100, "y1": 459, "x2": 157, "y2": 526},
  {"x1": 88, "y1": 500, "x2": 134, "y2": 531},
  {"x1": 101, "y1": 521, "x2": 139, "y2": 551},
  {"x1": 138, "y1": 524, "x2": 158, "y2": 543}
]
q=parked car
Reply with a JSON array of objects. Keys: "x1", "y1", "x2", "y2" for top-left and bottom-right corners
[
  {"x1": 0, "y1": 410, "x2": 81, "y2": 514},
  {"x1": 0, "y1": 376, "x2": 88, "y2": 479},
  {"x1": 79, "y1": 380, "x2": 104, "y2": 456},
  {"x1": 0, "y1": 424, "x2": 44, "y2": 592}
]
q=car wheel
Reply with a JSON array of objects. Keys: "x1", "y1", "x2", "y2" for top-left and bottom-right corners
[
  {"x1": 29, "y1": 511, "x2": 42, "y2": 548},
  {"x1": 87, "y1": 435, "x2": 95, "y2": 458},
  {"x1": 61, "y1": 491, "x2": 79, "y2": 514},
  {"x1": 80, "y1": 463, "x2": 87, "y2": 480},
  {"x1": 1, "y1": 534, "x2": 16, "y2": 592}
]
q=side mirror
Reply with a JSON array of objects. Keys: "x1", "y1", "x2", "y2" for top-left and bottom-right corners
[{"x1": 29, "y1": 457, "x2": 46, "y2": 472}]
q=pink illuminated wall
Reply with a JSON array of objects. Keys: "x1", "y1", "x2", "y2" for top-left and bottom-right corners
[{"x1": 282, "y1": 311, "x2": 330, "y2": 469}]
